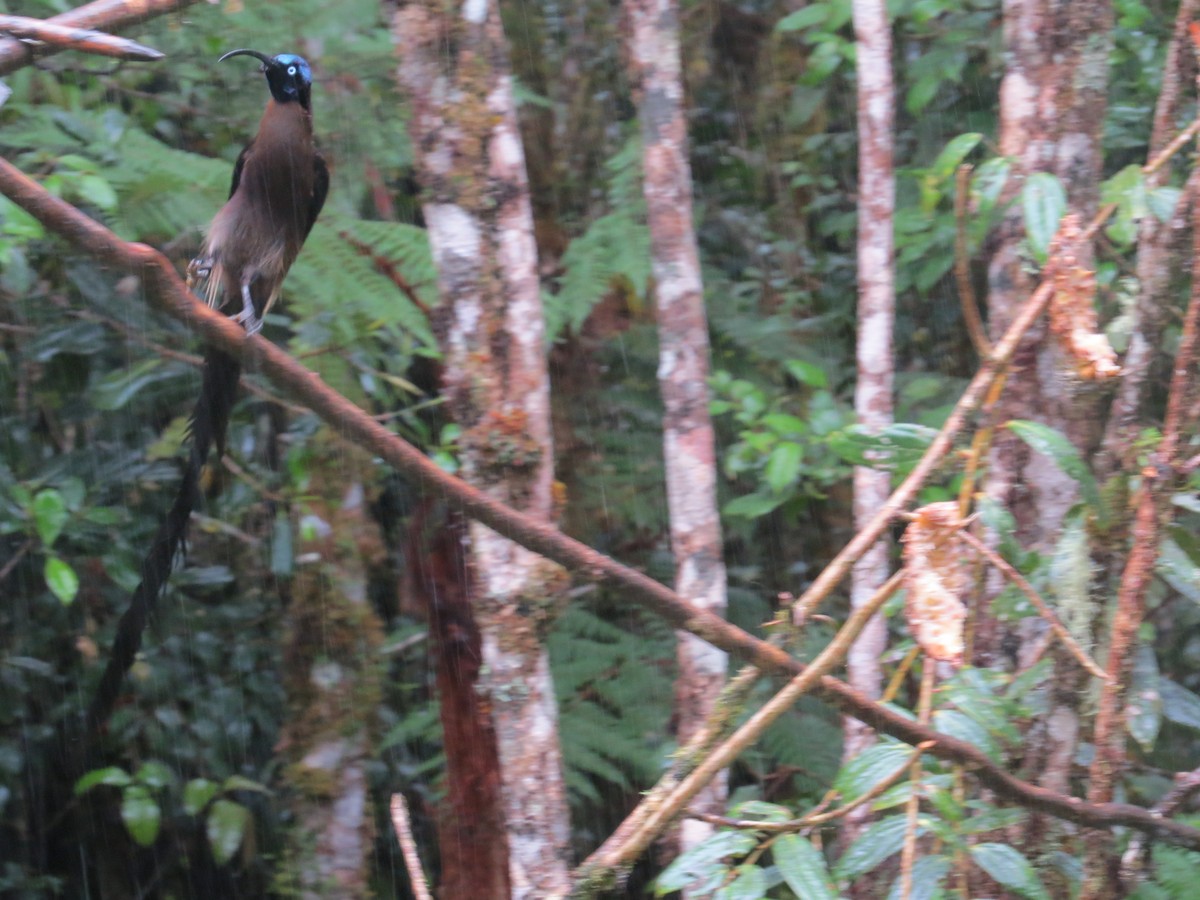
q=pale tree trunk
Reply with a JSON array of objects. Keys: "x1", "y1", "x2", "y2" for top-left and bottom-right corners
[
  {"x1": 280, "y1": 441, "x2": 385, "y2": 899},
  {"x1": 843, "y1": 0, "x2": 895, "y2": 791},
  {"x1": 984, "y1": 0, "x2": 1111, "y2": 840},
  {"x1": 394, "y1": 2, "x2": 572, "y2": 896},
  {"x1": 626, "y1": 0, "x2": 730, "y2": 856}
]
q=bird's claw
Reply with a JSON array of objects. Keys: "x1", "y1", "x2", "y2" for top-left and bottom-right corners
[{"x1": 186, "y1": 257, "x2": 212, "y2": 288}]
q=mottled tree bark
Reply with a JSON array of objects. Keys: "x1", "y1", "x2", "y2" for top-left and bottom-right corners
[
  {"x1": 844, "y1": 0, "x2": 895, "y2": 787},
  {"x1": 279, "y1": 440, "x2": 385, "y2": 899},
  {"x1": 625, "y1": 0, "x2": 730, "y2": 855},
  {"x1": 984, "y1": 0, "x2": 1112, "y2": 844},
  {"x1": 394, "y1": 2, "x2": 572, "y2": 895}
]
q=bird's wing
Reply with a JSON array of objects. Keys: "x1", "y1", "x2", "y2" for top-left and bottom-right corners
[
  {"x1": 228, "y1": 140, "x2": 254, "y2": 199},
  {"x1": 305, "y1": 153, "x2": 329, "y2": 241}
]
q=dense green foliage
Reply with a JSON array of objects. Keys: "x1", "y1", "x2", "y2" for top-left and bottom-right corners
[{"x1": 3, "y1": 0, "x2": 1200, "y2": 896}]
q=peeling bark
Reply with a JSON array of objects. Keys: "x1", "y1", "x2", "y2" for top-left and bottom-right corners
[
  {"x1": 394, "y1": 2, "x2": 571, "y2": 895},
  {"x1": 625, "y1": 0, "x2": 729, "y2": 854},
  {"x1": 844, "y1": 0, "x2": 895, "y2": 791},
  {"x1": 983, "y1": 0, "x2": 1112, "y2": 815}
]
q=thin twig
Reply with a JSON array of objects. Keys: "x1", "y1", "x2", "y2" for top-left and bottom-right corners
[
  {"x1": 0, "y1": 538, "x2": 33, "y2": 585},
  {"x1": 389, "y1": 793, "x2": 433, "y2": 900},
  {"x1": 954, "y1": 163, "x2": 990, "y2": 357},
  {"x1": 955, "y1": 528, "x2": 1109, "y2": 680},
  {"x1": 899, "y1": 660, "x2": 935, "y2": 900}
]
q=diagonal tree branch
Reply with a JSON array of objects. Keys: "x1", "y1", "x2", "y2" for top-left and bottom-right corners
[
  {"x1": 0, "y1": 0, "x2": 195, "y2": 75},
  {"x1": 5, "y1": 155, "x2": 1200, "y2": 852}
]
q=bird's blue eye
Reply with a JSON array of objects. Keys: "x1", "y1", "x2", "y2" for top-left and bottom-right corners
[{"x1": 287, "y1": 65, "x2": 297, "y2": 76}]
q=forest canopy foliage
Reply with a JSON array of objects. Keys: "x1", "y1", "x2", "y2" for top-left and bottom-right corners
[{"x1": 2, "y1": 0, "x2": 1200, "y2": 897}]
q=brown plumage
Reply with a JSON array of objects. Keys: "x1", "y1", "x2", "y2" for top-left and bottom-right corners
[{"x1": 88, "y1": 51, "x2": 327, "y2": 736}]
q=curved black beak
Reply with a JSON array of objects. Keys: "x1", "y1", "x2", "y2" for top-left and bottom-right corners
[{"x1": 218, "y1": 48, "x2": 273, "y2": 68}]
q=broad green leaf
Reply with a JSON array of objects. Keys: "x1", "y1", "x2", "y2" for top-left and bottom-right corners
[
  {"x1": 715, "y1": 864, "x2": 766, "y2": 900},
  {"x1": 1159, "y1": 679, "x2": 1200, "y2": 731},
  {"x1": 207, "y1": 799, "x2": 250, "y2": 866},
  {"x1": 828, "y1": 423, "x2": 937, "y2": 473},
  {"x1": 776, "y1": 4, "x2": 829, "y2": 32},
  {"x1": 729, "y1": 800, "x2": 793, "y2": 824},
  {"x1": 774, "y1": 834, "x2": 837, "y2": 900},
  {"x1": 785, "y1": 358, "x2": 828, "y2": 388},
  {"x1": 1006, "y1": 420, "x2": 1100, "y2": 511},
  {"x1": 221, "y1": 774, "x2": 272, "y2": 795},
  {"x1": 135, "y1": 760, "x2": 175, "y2": 790},
  {"x1": 1100, "y1": 164, "x2": 1147, "y2": 246},
  {"x1": 1127, "y1": 644, "x2": 1162, "y2": 751},
  {"x1": 184, "y1": 778, "x2": 219, "y2": 816},
  {"x1": 1158, "y1": 537, "x2": 1200, "y2": 603},
  {"x1": 969, "y1": 843, "x2": 1050, "y2": 900},
  {"x1": 932, "y1": 709, "x2": 1000, "y2": 760},
  {"x1": 765, "y1": 442, "x2": 803, "y2": 493},
  {"x1": 121, "y1": 785, "x2": 161, "y2": 847},
  {"x1": 834, "y1": 815, "x2": 911, "y2": 881},
  {"x1": 656, "y1": 831, "x2": 758, "y2": 895},
  {"x1": 75, "y1": 766, "x2": 132, "y2": 795},
  {"x1": 1022, "y1": 172, "x2": 1066, "y2": 262},
  {"x1": 32, "y1": 489, "x2": 67, "y2": 548},
  {"x1": 835, "y1": 740, "x2": 913, "y2": 800},
  {"x1": 1148, "y1": 186, "x2": 1181, "y2": 223},
  {"x1": 76, "y1": 174, "x2": 118, "y2": 211},
  {"x1": 887, "y1": 854, "x2": 951, "y2": 900},
  {"x1": 44, "y1": 556, "x2": 79, "y2": 605},
  {"x1": 724, "y1": 491, "x2": 788, "y2": 519},
  {"x1": 92, "y1": 358, "x2": 171, "y2": 412}
]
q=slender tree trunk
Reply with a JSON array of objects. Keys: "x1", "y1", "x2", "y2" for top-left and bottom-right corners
[
  {"x1": 625, "y1": 0, "x2": 730, "y2": 855},
  {"x1": 394, "y1": 2, "x2": 572, "y2": 895},
  {"x1": 844, "y1": 0, "x2": 895, "y2": 787},
  {"x1": 406, "y1": 504, "x2": 510, "y2": 899},
  {"x1": 279, "y1": 440, "x2": 385, "y2": 899},
  {"x1": 984, "y1": 0, "x2": 1111, "y2": 847}
]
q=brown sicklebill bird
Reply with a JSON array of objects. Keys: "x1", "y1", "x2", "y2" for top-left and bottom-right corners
[{"x1": 86, "y1": 50, "x2": 328, "y2": 736}]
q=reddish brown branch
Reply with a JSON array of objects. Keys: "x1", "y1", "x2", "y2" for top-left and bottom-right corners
[
  {"x1": 5, "y1": 156, "x2": 1200, "y2": 853},
  {"x1": 0, "y1": 0, "x2": 195, "y2": 75},
  {"x1": 0, "y1": 15, "x2": 163, "y2": 62}
]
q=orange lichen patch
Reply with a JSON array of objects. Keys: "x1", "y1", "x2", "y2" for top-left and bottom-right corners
[
  {"x1": 901, "y1": 502, "x2": 968, "y2": 666},
  {"x1": 1047, "y1": 213, "x2": 1121, "y2": 380}
]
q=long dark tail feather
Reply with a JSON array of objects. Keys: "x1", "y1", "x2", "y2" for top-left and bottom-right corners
[{"x1": 85, "y1": 346, "x2": 241, "y2": 736}]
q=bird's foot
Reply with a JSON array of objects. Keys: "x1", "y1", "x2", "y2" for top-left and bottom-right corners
[
  {"x1": 186, "y1": 257, "x2": 212, "y2": 288},
  {"x1": 235, "y1": 281, "x2": 264, "y2": 335}
]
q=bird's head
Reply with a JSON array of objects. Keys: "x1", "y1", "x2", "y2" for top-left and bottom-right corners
[{"x1": 220, "y1": 49, "x2": 314, "y2": 110}]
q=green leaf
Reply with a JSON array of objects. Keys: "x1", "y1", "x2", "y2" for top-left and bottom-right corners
[
  {"x1": 1127, "y1": 644, "x2": 1162, "y2": 751},
  {"x1": 207, "y1": 798, "x2": 251, "y2": 866},
  {"x1": 724, "y1": 491, "x2": 788, "y2": 519},
  {"x1": 44, "y1": 556, "x2": 79, "y2": 605},
  {"x1": 835, "y1": 740, "x2": 913, "y2": 800},
  {"x1": 221, "y1": 774, "x2": 272, "y2": 795},
  {"x1": 1006, "y1": 420, "x2": 1099, "y2": 511},
  {"x1": 1100, "y1": 164, "x2": 1147, "y2": 246},
  {"x1": 765, "y1": 442, "x2": 803, "y2": 493},
  {"x1": 715, "y1": 864, "x2": 766, "y2": 900},
  {"x1": 135, "y1": 760, "x2": 175, "y2": 790},
  {"x1": 76, "y1": 174, "x2": 118, "y2": 211},
  {"x1": 887, "y1": 854, "x2": 951, "y2": 900},
  {"x1": 932, "y1": 709, "x2": 999, "y2": 760},
  {"x1": 1022, "y1": 172, "x2": 1066, "y2": 263},
  {"x1": 776, "y1": 4, "x2": 829, "y2": 32},
  {"x1": 92, "y1": 358, "x2": 171, "y2": 412},
  {"x1": 828, "y1": 423, "x2": 937, "y2": 473},
  {"x1": 834, "y1": 815, "x2": 910, "y2": 881},
  {"x1": 774, "y1": 834, "x2": 837, "y2": 900},
  {"x1": 1159, "y1": 679, "x2": 1200, "y2": 731},
  {"x1": 655, "y1": 831, "x2": 758, "y2": 895},
  {"x1": 184, "y1": 778, "x2": 219, "y2": 816},
  {"x1": 75, "y1": 766, "x2": 132, "y2": 795},
  {"x1": 32, "y1": 489, "x2": 68, "y2": 547},
  {"x1": 1148, "y1": 186, "x2": 1181, "y2": 223},
  {"x1": 929, "y1": 133, "x2": 983, "y2": 184},
  {"x1": 121, "y1": 785, "x2": 161, "y2": 847},
  {"x1": 969, "y1": 843, "x2": 1049, "y2": 900},
  {"x1": 785, "y1": 358, "x2": 828, "y2": 388},
  {"x1": 1158, "y1": 537, "x2": 1200, "y2": 603}
]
